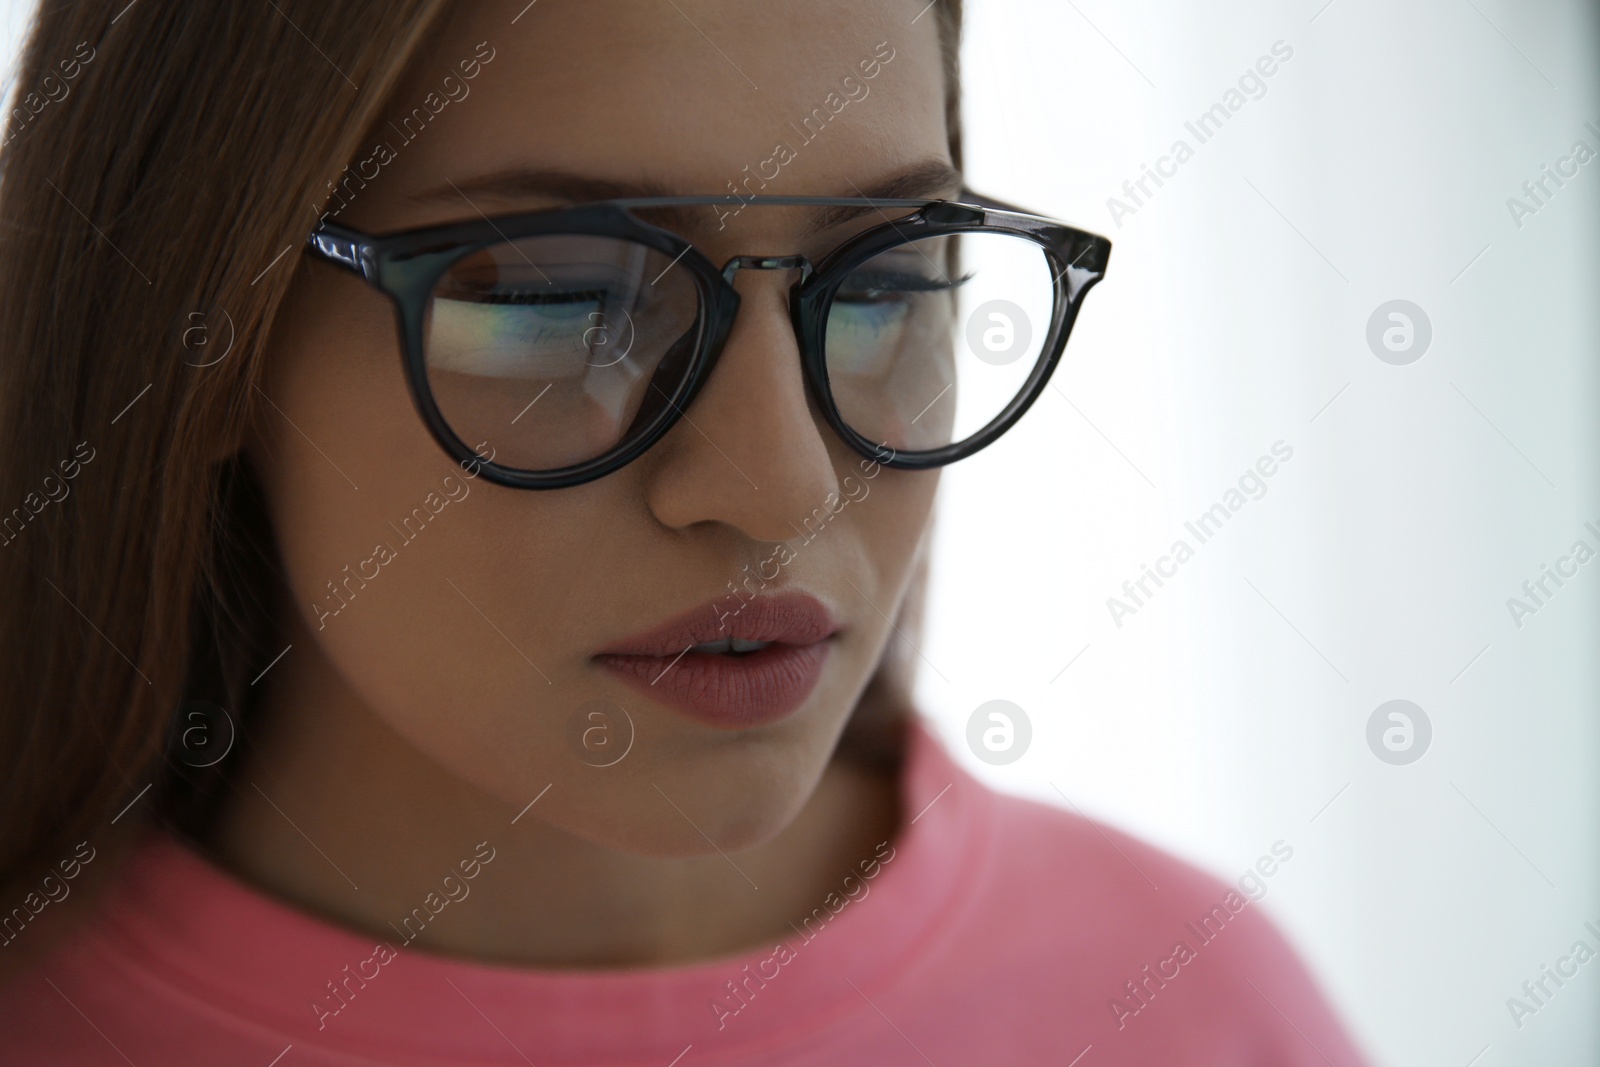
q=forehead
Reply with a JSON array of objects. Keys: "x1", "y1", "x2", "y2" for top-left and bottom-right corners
[{"x1": 338, "y1": 0, "x2": 953, "y2": 243}]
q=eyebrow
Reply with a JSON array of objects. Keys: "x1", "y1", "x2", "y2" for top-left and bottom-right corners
[{"x1": 405, "y1": 159, "x2": 966, "y2": 238}]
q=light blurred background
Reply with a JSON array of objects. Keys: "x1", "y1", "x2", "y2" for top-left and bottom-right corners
[
  {"x1": 3, "y1": 1, "x2": 1594, "y2": 1063},
  {"x1": 916, "y1": 1, "x2": 1600, "y2": 1064}
]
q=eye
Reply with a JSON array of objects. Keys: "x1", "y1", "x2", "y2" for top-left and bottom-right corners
[
  {"x1": 437, "y1": 282, "x2": 612, "y2": 312},
  {"x1": 428, "y1": 284, "x2": 620, "y2": 380},
  {"x1": 834, "y1": 268, "x2": 973, "y2": 304}
]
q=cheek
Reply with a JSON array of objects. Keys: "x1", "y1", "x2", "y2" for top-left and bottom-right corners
[
  {"x1": 812, "y1": 430, "x2": 938, "y2": 644},
  {"x1": 256, "y1": 272, "x2": 698, "y2": 836},
  {"x1": 856, "y1": 467, "x2": 940, "y2": 572},
  {"x1": 255, "y1": 272, "x2": 580, "y2": 784},
  {"x1": 257, "y1": 267, "x2": 420, "y2": 499},
  {"x1": 279, "y1": 480, "x2": 583, "y2": 778},
  {"x1": 818, "y1": 465, "x2": 939, "y2": 683}
]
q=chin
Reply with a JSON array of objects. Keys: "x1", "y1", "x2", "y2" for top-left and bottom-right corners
[{"x1": 546, "y1": 745, "x2": 825, "y2": 859}]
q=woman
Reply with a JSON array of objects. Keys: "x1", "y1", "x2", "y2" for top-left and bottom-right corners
[{"x1": 0, "y1": 0, "x2": 1371, "y2": 1062}]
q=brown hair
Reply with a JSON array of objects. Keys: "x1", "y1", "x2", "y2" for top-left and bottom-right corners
[{"x1": 0, "y1": 0, "x2": 962, "y2": 956}]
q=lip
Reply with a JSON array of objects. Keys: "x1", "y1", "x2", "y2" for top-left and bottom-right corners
[{"x1": 593, "y1": 592, "x2": 841, "y2": 730}]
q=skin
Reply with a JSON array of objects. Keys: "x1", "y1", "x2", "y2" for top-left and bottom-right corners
[{"x1": 207, "y1": 0, "x2": 953, "y2": 967}]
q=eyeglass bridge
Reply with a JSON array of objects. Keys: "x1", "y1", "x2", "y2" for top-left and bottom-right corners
[{"x1": 720, "y1": 253, "x2": 814, "y2": 286}]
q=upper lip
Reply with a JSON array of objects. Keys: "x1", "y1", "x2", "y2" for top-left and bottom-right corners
[{"x1": 595, "y1": 592, "x2": 840, "y2": 657}]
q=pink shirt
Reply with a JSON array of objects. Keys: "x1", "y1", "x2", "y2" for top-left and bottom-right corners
[{"x1": 1, "y1": 717, "x2": 1371, "y2": 1065}]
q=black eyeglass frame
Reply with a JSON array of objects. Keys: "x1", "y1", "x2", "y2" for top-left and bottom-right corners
[{"x1": 303, "y1": 188, "x2": 1112, "y2": 490}]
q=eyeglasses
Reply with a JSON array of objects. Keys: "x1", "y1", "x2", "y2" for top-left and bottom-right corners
[{"x1": 303, "y1": 188, "x2": 1111, "y2": 490}]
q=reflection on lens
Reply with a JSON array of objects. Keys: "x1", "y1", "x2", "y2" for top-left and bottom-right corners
[
  {"x1": 824, "y1": 232, "x2": 1055, "y2": 454},
  {"x1": 425, "y1": 234, "x2": 701, "y2": 471}
]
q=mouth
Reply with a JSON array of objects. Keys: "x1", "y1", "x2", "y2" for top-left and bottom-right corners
[{"x1": 592, "y1": 592, "x2": 840, "y2": 730}]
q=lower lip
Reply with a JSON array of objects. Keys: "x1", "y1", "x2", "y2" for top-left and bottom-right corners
[{"x1": 594, "y1": 641, "x2": 833, "y2": 730}]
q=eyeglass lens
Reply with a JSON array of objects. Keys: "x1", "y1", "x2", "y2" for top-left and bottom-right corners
[
  {"x1": 421, "y1": 225, "x2": 1057, "y2": 472},
  {"x1": 824, "y1": 231, "x2": 1054, "y2": 453}
]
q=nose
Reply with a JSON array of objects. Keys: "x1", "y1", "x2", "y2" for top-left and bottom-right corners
[{"x1": 640, "y1": 262, "x2": 840, "y2": 542}]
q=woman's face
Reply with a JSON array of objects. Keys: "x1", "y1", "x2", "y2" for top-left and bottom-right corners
[{"x1": 251, "y1": 0, "x2": 951, "y2": 856}]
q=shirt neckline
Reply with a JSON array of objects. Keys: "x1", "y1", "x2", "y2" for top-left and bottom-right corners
[{"x1": 86, "y1": 715, "x2": 993, "y2": 1064}]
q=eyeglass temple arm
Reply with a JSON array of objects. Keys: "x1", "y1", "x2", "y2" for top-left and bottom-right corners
[
  {"x1": 959, "y1": 187, "x2": 1113, "y2": 283},
  {"x1": 304, "y1": 222, "x2": 381, "y2": 285},
  {"x1": 961, "y1": 186, "x2": 1111, "y2": 241},
  {"x1": 957, "y1": 187, "x2": 1033, "y2": 215}
]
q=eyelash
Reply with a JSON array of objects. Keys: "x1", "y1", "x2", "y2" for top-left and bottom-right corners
[
  {"x1": 836, "y1": 269, "x2": 974, "y2": 300},
  {"x1": 440, "y1": 285, "x2": 609, "y2": 307}
]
